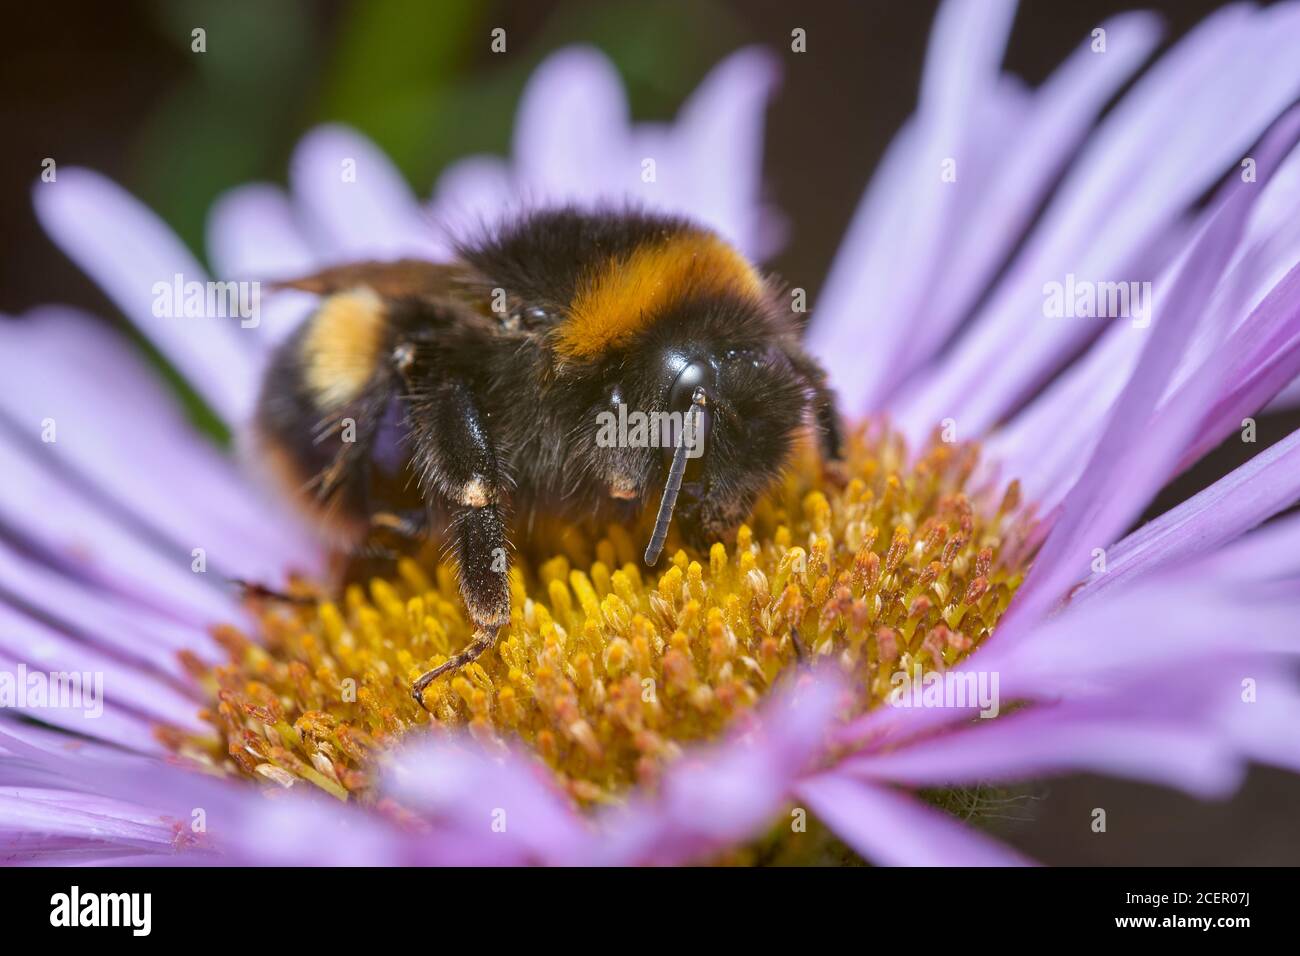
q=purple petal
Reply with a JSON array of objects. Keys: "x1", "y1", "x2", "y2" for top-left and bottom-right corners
[
  {"x1": 0, "y1": 789, "x2": 181, "y2": 863},
  {"x1": 668, "y1": 46, "x2": 781, "y2": 258},
  {"x1": 808, "y1": 0, "x2": 1022, "y2": 412},
  {"x1": 1076, "y1": 425, "x2": 1300, "y2": 602},
  {"x1": 510, "y1": 47, "x2": 631, "y2": 205},
  {"x1": 431, "y1": 45, "x2": 780, "y2": 260},
  {"x1": 796, "y1": 773, "x2": 1033, "y2": 866},
  {"x1": 289, "y1": 124, "x2": 443, "y2": 263},
  {"x1": 32, "y1": 169, "x2": 257, "y2": 425},
  {"x1": 1215, "y1": 668, "x2": 1300, "y2": 775},
  {"x1": 1266, "y1": 373, "x2": 1300, "y2": 409},
  {"x1": 206, "y1": 183, "x2": 316, "y2": 280},
  {"x1": 0, "y1": 656, "x2": 177, "y2": 759},
  {"x1": 0, "y1": 598, "x2": 202, "y2": 732},
  {"x1": 0, "y1": 535, "x2": 218, "y2": 668},
  {"x1": 1171, "y1": 260, "x2": 1300, "y2": 466},
  {"x1": 993, "y1": 142, "x2": 1300, "y2": 506},
  {"x1": 384, "y1": 675, "x2": 844, "y2": 866},
  {"x1": 840, "y1": 656, "x2": 1300, "y2": 801},
  {"x1": 839, "y1": 560, "x2": 1300, "y2": 752},
  {"x1": 998, "y1": 146, "x2": 1268, "y2": 637},
  {"x1": 428, "y1": 155, "x2": 515, "y2": 245},
  {"x1": 0, "y1": 308, "x2": 322, "y2": 583},
  {"x1": 0, "y1": 722, "x2": 381, "y2": 865},
  {"x1": 498, "y1": 45, "x2": 781, "y2": 260},
  {"x1": 912, "y1": 15, "x2": 1161, "y2": 382},
  {"x1": 1197, "y1": 509, "x2": 1300, "y2": 584},
  {"x1": 590, "y1": 674, "x2": 843, "y2": 865},
  {"x1": 382, "y1": 738, "x2": 590, "y2": 865},
  {"x1": 840, "y1": 709, "x2": 1244, "y2": 800},
  {"x1": 206, "y1": 183, "x2": 321, "y2": 351},
  {"x1": 0, "y1": 425, "x2": 241, "y2": 626},
  {"x1": 895, "y1": 3, "x2": 1300, "y2": 439},
  {"x1": 982, "y1": 579, "x2": 1300, "y2": 697},
  {"x1": 917, "y1": 0, "x2": 1017, "y2": 117}
]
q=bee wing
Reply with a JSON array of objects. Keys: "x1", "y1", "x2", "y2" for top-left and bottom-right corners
[
  {"x1": 269, "y1": 259, "x2": 478, "y2": 300},
  {"x1": 271, "y1": 259, "x2": 557, "y2": 340}
]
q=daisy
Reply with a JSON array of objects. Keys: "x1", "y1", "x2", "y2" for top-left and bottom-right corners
[{"x1": 4, "y1": 0, "x2": 1300, "y2": 866}]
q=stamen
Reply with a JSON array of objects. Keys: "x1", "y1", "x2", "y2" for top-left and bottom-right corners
[{"x1": 171, "y1": 424, "x2": 1036, "y2": 809}]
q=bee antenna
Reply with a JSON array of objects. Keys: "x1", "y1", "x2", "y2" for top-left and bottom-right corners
[{"x1": 644, "y1": 388, "x2": 707, "y2": 566}]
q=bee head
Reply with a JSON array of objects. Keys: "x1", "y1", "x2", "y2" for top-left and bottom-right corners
[
  {"x1": 545, "y1": 220, "x2": 831, "y2": 560},
  {"x1": 627, "y1": 297, "x2": 814, "y2": 564}
]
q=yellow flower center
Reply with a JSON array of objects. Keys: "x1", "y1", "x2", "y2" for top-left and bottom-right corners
[{"x1": 166, "y1": 425, "x2": 1034, "y2": 808}]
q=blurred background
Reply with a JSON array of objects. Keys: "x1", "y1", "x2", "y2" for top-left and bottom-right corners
[{"x1": 2, "y1": 0, "x2": 1297, "y2": 864}]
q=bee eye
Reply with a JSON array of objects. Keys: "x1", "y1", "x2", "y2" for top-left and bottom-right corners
[
  {"x1": 663, "y1": 360, "x2": 713, "y2": 482},
  {"x1": 668, "y1": 360, "x2": 710, "y2": 413}
]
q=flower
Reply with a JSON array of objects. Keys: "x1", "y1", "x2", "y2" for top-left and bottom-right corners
[{"x1": 5, "y1": 0, "x2": 1300, "y2": 866}]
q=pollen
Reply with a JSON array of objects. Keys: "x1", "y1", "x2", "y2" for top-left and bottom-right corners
[{"x1": 168, "y1": 424, "x2": 1036, "y2": 808}]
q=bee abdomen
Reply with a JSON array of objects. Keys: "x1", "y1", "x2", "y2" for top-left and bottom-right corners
[{"x1": 298, "y1": 287, "x2": 391, "y2": 409}]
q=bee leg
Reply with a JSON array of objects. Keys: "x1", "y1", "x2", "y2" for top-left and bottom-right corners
[
  {"x1": 804, "y1": 372, "x2": 844, "y2": 463},
  {"x1": 790, "y1": 625, "x2": 807, "y2": 661},
  {"x1": 813, "y1": 383, "x2": 845, "y2": 463},
  {"x1": 404, "y1": 378, "x2": 512, "y2": 703},
  {"x1": 408, "y1": 503, "x2": 510, "y2": 708},
  {"x1": 230, "y1": 578, "x2": 317, "y2": 606},
  {"x1": 346, "y1": 509, "x2": 429, "y2": 574},
  {"x1": 787, "y1": 346, "x2": 846, "y2": 478},
  {"x1": 368, "y1": 510, "x2": 427, "y2": 539},
  {"x1": 411, "y1": 623, "x2": 502, "y2": 709}
]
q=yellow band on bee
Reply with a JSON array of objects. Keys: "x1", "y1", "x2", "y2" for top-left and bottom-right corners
[
  {"x1": 555, "y1": 233, "x2": 764, "y2": 361},
  {"x1": 302, "y1": 287, "x2": 387, "y2": 408}
]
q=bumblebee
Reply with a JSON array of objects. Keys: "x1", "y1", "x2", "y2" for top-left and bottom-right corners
[{"x1": 254, "y1": 207, "x2": 842, "y2": 702}]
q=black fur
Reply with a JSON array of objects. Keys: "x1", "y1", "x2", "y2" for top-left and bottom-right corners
[
  {"x1": 255, "y1": 208, "x2": 842, "y2": 691},
  {"x1": 454, "y1": 205, "x2": 702, "y2": 316}
]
